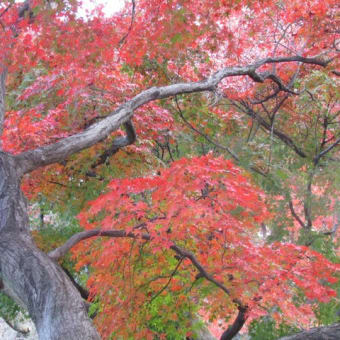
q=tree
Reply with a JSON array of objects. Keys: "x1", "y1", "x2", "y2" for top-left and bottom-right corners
[
  {"x1": 279, "y1": 323, "x2": 340, "y2": 340},
  {"x1": 0, "y1": 0, "x2": 339, "y2": 339}
]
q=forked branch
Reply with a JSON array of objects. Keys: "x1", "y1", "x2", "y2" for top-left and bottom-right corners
[
  {"x1": 48, "y1": 228, "x2": 244, "y2": 307},
  {"x1": 14, "y1": 55, "x2": 332, "y2": 175}
]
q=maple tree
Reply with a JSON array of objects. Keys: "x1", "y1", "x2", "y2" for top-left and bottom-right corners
[{"x1": 0, "y1": 0, "x2": 339, "y2": 339}]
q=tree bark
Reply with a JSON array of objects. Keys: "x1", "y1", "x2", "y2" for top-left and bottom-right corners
[
  {"x1": 278, "y1": 323, "x2": 340, "y2": 340},
  {"x1": 220, "y1": 307, "x2": 247, "y2": 340},
  {"x1": 0, "y1": 152, "x2": 100, "y2": 340}
]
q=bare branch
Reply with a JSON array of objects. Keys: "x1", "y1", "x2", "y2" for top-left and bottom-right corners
[
  {"x1": 149, "y1": 257, "x2": 183, "y2": 303},
  {"x1": 304, "y1": 167, "x2": 316, "y2": 229},
  {"x1": 174, "y1": 97, "x2": 266, "y2": 176},
  {"x1": 236, "y1": 102, "x2": 307, "y2": 158},
  {"x1": 119, "y1": 0, "x2": 136, "y2": 46},
  {"x1": 251, "y1": 88, "x2": 280, "y2": 104},
  {"x1": 288, "y1": 198, "x2": 306, "y2": 229},
  {"x1": 313, "y1": 137, "x2": 340, "y2": 164},
  {"x1": 174, "y1": 96, "x2": 239, "y2": 160},
  {"x1": 14, "y1": 55, "x2": 330, "y2": 175},
  {"x1": 253, "y1": 55, "x2": 332, "y2": 67},
  {"x1": 170, "y1": 243, "x2": 244, "y2": 308}
]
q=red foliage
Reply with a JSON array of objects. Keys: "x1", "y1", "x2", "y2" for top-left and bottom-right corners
[
  {"x1": 0, "y1": 0, "x2": 339, "y2": 338},
  {"x1": 75, "y1": 155, "x2": 338, "y2": 337}
]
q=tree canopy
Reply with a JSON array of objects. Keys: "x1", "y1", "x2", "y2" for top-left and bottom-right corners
[{"x1": 0, "y1": 0, "x2": 339, "y2": 339}]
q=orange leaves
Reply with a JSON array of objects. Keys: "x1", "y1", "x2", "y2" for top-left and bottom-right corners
[
  {"x1": 0, "y1": 0, "x2": 338, "y2": 337},
  {"x1": 73, "y1": 153, "x2": 339, "y2": 337},
  {"x1": 80, "y1": 154, "x2": 270, "y2": 242},
  {"x1": 74, "y1": 154, "x2": 275, "y2": 335}
]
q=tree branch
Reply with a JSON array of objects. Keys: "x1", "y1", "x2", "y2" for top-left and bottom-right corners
[
  {"x1": 219, "y1": 307, "x2": 247, "y2": 340},
  {"x1": 149, "y1": 257, "x2": 183, "y2": 303},
  {"x1": 48, "y1": 228, "x2": 244, "y2": 310},
  {"x1": 278, "y1": 322, "x2": 340, "y2": 340},
  {"x1": 169, "y1": 243, "x2": 244, "y2": 308},
  {"x1": 49, "y1": 227, "x2": 251, "y2": 338},
  {"x1": 119, "y1": 0, "x2": 136, "y2": 46},
  {"x1": 87, "y1": 120, "x2": 136, "y2": 173},
  {"x1": 236, "y1": 103, "x2": 307, "y2": 158},
  {"x1": 14, "y1": 56, "x2": 331, "y2": 175},
  {"x1": 48, "y1": 229, "x2": 151, "y2": 260},
  {"x1": 288, "y1": 198, "x2": 306, "y2": 229},
  {"x1": 313, "y1": 137, "x2": 340, "y2": 164},
  {"x1": 174, "y1": 96, "x2": 240, "y2": 160},
  {"x1": 0, "y1": 3, "x2": 13, "y2": 19},
  {"x1": 303, "y1": 167, "x2": 316, "y2": 229}
]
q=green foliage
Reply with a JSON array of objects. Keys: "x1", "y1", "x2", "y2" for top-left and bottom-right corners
[
  {"x1": 0, "y1": 292, "x2": 27, "y2": 323},
  {"x1": 249, "y1": 317, "x2": 300, "y2": 340},
  {"x1": 314, "y1": 299, "x2": 340, "y2": 326},
  {"x1": 146, "y1": 294, "x2": 197, "y2": 340}
]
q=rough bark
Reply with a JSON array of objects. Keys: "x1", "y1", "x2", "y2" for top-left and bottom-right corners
[
  {"x1": 278, "y1": 323, "x2": 340, "y2": 340},
  {"x1": 0, "y1": 152, "x2": 100, "y2": 340}
]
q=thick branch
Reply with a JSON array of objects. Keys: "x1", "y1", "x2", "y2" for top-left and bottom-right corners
[
  {"x1": 18, "y1": 0, "x2": 32, "y2": 19},
  {"x1": 48, "y1": 228, "x2": 244, "y2": 310},
  {"x1": 220, "y1": 307, "x2": 247, "y2": 340},
  {"x1": 48, "y1": 229, "x2": 151, "y2": 260},
  {"x1": 278, "y1": 323, "x2": 340, "y2": 340},
  {"x1": 14, "y1": 56, "x2": 330, "y2": 175},
  {"x1": 88, "y1": 120, "x2": 136, "y2": 172}
]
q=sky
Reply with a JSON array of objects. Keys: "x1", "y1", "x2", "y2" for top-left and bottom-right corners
[
  {"x1": 15, "y1": 0, "x2": 126, "y2": 17},
  {"x1": 81, "y1": 0, "x2": 125, "y2": 17}
]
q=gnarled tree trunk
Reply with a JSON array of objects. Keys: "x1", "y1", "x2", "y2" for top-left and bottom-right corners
[{"x1": 0, "y1": 152, "x2": 100, "y2": 340}]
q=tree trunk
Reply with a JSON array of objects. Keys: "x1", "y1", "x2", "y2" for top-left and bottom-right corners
[
  {"x1": 0, "y1": 152, "x2": 100, "y2": 340},
  {"x1": 220, "y1": 307, "x2": 247, "y2": 340},
  {"x1": 278, "y1": 323, "x2": 340, "y2": 340}
]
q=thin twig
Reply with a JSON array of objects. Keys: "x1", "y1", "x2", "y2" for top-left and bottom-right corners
[
  {"x1": 119, "y1": 0, "x2": 136, "y2": 46},
  {"x1": 174, "y1": 96, "x2": 240, "y2": 161},
  {"x1": 149, "y1": 257, "x2": 183, "y2": 303},
  {"x1": 0, "y1": 3, "x2": 13, "y2": 19}
]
